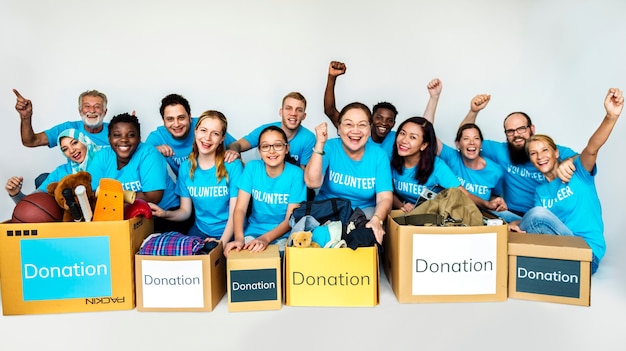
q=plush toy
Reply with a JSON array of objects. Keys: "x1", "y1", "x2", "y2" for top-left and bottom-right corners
[
  {"x1": 290, "y1": 231, "x2": 320, "y2": 248},
  {"x1": 47, "y1": 171, "x2": 95, "y2": 222}
]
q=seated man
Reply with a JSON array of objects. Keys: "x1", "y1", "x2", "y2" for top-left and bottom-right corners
[{"x1": 146, "y1": 93, "x2": 236, "y2": 177}]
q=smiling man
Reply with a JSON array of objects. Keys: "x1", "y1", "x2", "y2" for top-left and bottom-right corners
[
  {"x1": 146, "y1": 93, "x2": 236, "y2": 177},
  {"x1": 13, "y1": 89, "x2": 110, "y2": 148},
  {"x1": 461, "y1": 95, "x2": 577, "y2": 222},
  {"x1": 224, "y1": 92, "x2": 315, "y2": 169}
]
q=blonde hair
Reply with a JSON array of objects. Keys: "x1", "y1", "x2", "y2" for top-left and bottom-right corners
[
  {"x1": 525, "y1": 134, "x2": 557, "y2": 155},
  {"x1": 189, "y1": 110, "x2": 228, "y2": 183},
  {"x1": 282, "y1": 92, "x2": 307, "y2": 109}
]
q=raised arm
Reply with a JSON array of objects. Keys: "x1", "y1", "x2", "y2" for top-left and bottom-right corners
[
  {"x1": 460, "y1": 94, "x2": 491, "y2": 127},
  {"x1": 304, "y1": 122, "x2": 328, "y2": 189},
  {"x1": 14, "y1": 89, "x2": 49, "y2": 147},
  {"x1": 580, "y1": 88, "x2": 623, "y2": 172},
  {"x1": 423, "y1": 78, "x2": 442, "y2": 124},
  {"x1": 323, "y1": 61, "x2": 346, "y2": 128}
]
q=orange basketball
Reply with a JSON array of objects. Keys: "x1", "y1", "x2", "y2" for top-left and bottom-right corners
[{"x1": 12, "y1": 192, "x2": 63, "y2": 223}]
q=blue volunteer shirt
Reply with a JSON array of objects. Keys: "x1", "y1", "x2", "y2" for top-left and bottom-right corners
[
  {"x1": 242, "y1": 122, "x2": 315, "y2": 167},
  {"x1": 534, "y1": 157, "x2": 605, "y2": 260},
  {"x1": 89, "y1": 142, "x2": 179, "y2": 210},
  {"x1": 439, "y1": 144, "x2": 504, "y2": 201},
  {"x1": 177, "y1": 158, "x2": 243, "y2": 238},
  {"x1": 481, "y1": 140, "x2": 576, "y2": 214},
  {"x1": 238, "y1": 160, "x2": 306, "y2": 239},
  {"x1": 315, "y1": 138, "x2": 393, "y2": 209},
  {"x1": 146, "y1": 117, "x2": 236, "y2": 175},
  {"x1": 45, "y1": 121, "x2": 110, "y2": 148},
  {"x1": 392, "y1": 156, "x2": 460, "y2": 205}
]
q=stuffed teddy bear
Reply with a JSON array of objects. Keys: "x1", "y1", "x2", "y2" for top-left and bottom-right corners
[
  {"x1": 290, "y1": 231, "x2": 320, "y2": 248},
  {"x1": 47, "y1": 171, "x2": 95, "y2": 222}
]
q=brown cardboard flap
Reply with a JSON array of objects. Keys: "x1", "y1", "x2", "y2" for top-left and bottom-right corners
[{"x1": 508, "y1": 232, "x2": 592, "y2": 262}]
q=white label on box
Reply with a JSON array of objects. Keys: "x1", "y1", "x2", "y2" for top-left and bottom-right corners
[
  {"x1": 412, "y1": 233, "x2": 498, "y2": 295},
  {"x1": 141, "y1": 260, "x2": 205, "y2": 308}
]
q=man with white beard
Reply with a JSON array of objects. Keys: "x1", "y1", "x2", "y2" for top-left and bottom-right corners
[
  {"x1": 13, "y1": 89, "x2": 110, "y2": 148},
  {"x1": 13, "y1": 89, "x2": 109, "y2": 187}
]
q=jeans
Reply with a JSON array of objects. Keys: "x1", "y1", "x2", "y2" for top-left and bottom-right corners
[
  {"x1": 519, "y1": 207, "x2": 574, "y2": 236},
  {"x1": 519, "y1": 207, "x2": 599, "y2": 274},
  {"x1": 492, "y1": 209, "x2": 523, "y2": 223}
]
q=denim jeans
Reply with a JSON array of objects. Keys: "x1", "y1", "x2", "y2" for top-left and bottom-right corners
[
  {"x1": 492, "y1": 209, "x2": 523, "y2": 223},
  {"x1": 519, "y1": 207, "x2": 574, "y2": 236},
  {"x1": 519, "y1": 207, "x2": 599, "y2": 274}
]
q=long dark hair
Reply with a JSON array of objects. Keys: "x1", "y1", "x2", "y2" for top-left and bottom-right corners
[{"x1": 391, "y1": 117, "x2": 437, "y2": 185}]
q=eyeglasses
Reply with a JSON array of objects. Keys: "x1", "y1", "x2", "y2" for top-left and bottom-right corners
[
  {"x1": 259, "y1": 143, "x2": 287, "y2": 152},
  {"x1": 341, "y1": 121, "x2": 370, "y2": 131},
  {"x1": 504, "y1": 125, "x2": 530, "y2": 136}
]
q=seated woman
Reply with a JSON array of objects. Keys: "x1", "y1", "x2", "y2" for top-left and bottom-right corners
[
  {"x1": 391, "y1": 117, "x2": 463, "y2": 213},
  {"x1": 6, "y1": 128, "x2": 102, "y2": 203},
  {"x1": 305, "y1": 102, "x2": 393, "y2": 244},
  {"x1": 437, "y1": 123, "x2": 507, "y2": 212},
  {"x1": 224, "y1": 126, "x2": 307, "y2": 257},
  {"x1": 149, "y1": 110, "x2": 243, "y2": 250},
  {"x1": 88, "y1": 113, "x2": 181, "y2": 232},
  {"x1": 509, "y1": 88, "x2": 623, "y2": 274}
]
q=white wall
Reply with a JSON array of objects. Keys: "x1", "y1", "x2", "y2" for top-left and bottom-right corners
[{"x1": 2, "y1": 0, "x2": 625, "y2": 255}]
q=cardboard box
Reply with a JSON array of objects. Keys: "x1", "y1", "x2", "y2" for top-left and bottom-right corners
[
  {"x1": 226, "y1": 244, "x2": 281, "y2": 312},
  {"x1": 0, "y1": 217, "x2": 152, "y2": 315},
  {"x1": 135, "y1": 241, "x2": 226, "y2": 312},
  {"x1": 284, "y1": 246, "x2": 379, "y2": 307},
  {"x1": 508, "y1": 232, "x2": 592, "y2": 306},
  {"x1": 384, "y1": 210, "x2": 508, "y2": 303}
]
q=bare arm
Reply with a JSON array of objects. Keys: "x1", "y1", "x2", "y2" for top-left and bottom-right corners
[
  {"x1": 580, "y1": 88, "x2": 623, "y2": 172},
  {"x1": 366, "y1": 191, "x2": 393, "y2": 245},
  {"x1": 460, "y1": 94, "x2": 491, "y2": 127},
  {"x1": 14, "y1": 89, "x2": 49, "y2": 147},
  {"x1": 304, "y1": 123, "x2": 328, "y2": 189},
  {"x1": 219, "y1": 197, "x2": 238, "y2": 243},
  {"x1": 323, "y1": 61, "x2": 346, "y2": 128},
  {"x1": 224, "y1": 138, "x2": 252, "y2": 163},
  {"x1": 224, "y1": 189, "x2": 249, "y2": 257},
  {"x1": 148, "y1": 196, "x2": 192, "y2": 221},
  {"x1": 423, "y1": 78, "x2": 442, "y2": 124}
]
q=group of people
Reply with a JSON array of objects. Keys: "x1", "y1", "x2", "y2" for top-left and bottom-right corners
[{"x1": 7, "y1": 61, "x2": 623, "y2": 274}]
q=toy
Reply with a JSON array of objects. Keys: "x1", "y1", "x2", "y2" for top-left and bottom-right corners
[
  {"x1": 290, "y1": 231, "x2": 320, "y2": 248},
  {"x1": 46, "y1": 171, "x2": 95, "y2": 222},
  {"x1": 124, "y1": 198, "x2": 153, "y2": 220},
  {"x1": 12, "y1": 192, "x2": 63, "y2": 223}
]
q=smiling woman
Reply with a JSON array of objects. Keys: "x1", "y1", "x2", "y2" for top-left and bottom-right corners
[
  {"x1": 509, "y1": 88, "x2": 625, "y2": 275},
  {"x1": 305, "y1": 102, "x2": 393, "y2": 245},
  {"x1": 87, "y1": 113, "x2": 184, "y2": 233}
]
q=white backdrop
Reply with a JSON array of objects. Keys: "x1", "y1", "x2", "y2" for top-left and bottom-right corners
[{"x1": 1, "y1": 1, "x2": 625, "y2": 349}]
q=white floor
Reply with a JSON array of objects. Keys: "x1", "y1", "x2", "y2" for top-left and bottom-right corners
[{"x1": 1, "y1": 250, "x2": 624, "y2": 351}]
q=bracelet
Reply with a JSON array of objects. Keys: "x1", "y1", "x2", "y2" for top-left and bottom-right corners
[{"x1": 312, "y1": 147, "x2": 325, "y2": 156}]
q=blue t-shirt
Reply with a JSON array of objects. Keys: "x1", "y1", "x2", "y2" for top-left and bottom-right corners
[
  {"x1": 439, "y1": 144, "x2": 504, "y2": 201},
  {"x1": 45, "y1": 121, "x2": 110, "y2": 148},
  {"x1": 177, "y1": 158, "x2": 243, "y2": 238},
  {"x1": 315, "y1": 138, "x2": 393, "y2": 209},
  {"x1": 145, "y1": 117, "x2": 237, "y2": 175},
  {"x1": 242, "y1": 122, "x2": 315, "y2": 167},
  {"x1": 534, "y1": 157, "x2": 605, "y2": 260},
  {"x1": 481, "y1": 140, "x2": 576, "y2": 214},
  {"x1": 378, "y1": 131, "x2": 396, "y2": 159},
  {"x1": 89, "y1": 142, "x2": 179, "y2": 210},
  {"x1": 237, "y1": 160, "x2": 306, "y2": 238},
  {"x1": 37, "y1": 163, "x2": 75, "y2": 192},
  {"x1": 392, "y1": 156, "x2": 460, "y2": 205}
]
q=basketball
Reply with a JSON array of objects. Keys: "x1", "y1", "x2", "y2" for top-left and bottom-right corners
[{"x1": 12, "y1": 192, "x2": 63, "y2": 223}]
